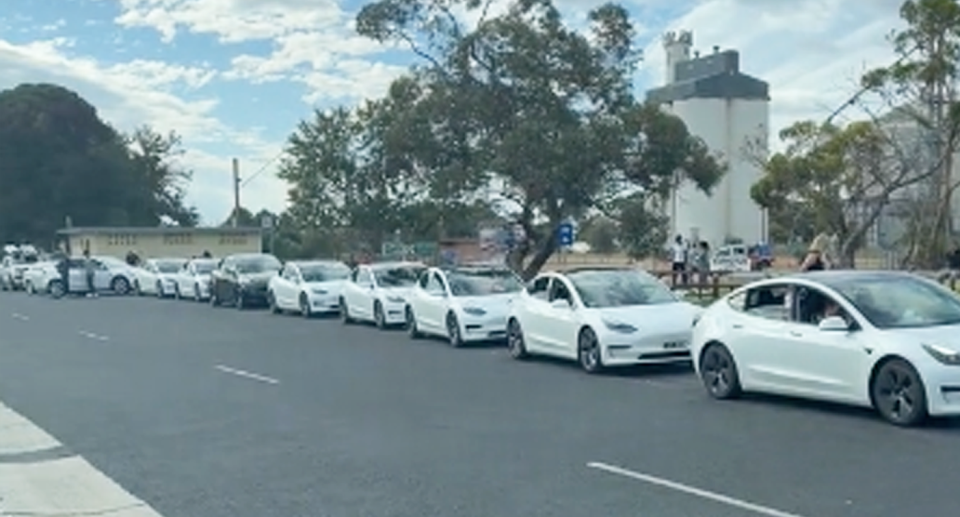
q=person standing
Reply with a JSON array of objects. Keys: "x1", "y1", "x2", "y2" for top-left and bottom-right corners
[
  {"x1": 669, "y1": 235, "x2": 689, "y2": 286},
  {"x1": 800, "y1": 234, "x2": 831, "y2": 271},
  {"x1": 692, "y1": 241, "x2": 711, "y2": 285},
  {"x1": 82, "y1": 249, "x2": 97, "y2": 297}
]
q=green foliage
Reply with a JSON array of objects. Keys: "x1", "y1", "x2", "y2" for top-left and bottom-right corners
[
  {"x1": 279, "y1": 0, "x2": 723, "y2": 279},
  {"x1": 613, "y1": 194, "x2": 667, "y2": 260},
  {"x1": 0, "y1": 83, "x2": 198, "y2": 245},
  {"x1": 579, "y1": 215, "x2": 619, "y2": 254}
]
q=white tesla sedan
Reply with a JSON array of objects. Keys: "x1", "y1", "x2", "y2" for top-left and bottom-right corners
[
  {"x1": 23, "y1": 260, "x2": 58, "y2": 295},
  {"x1": 268, "y1": 260, "x2": 352, "y2": 317},
  {"x1": 692, "y1": 271, "x2": 960, "y2": 427},
  {"x1": 507, "y1": 268, "x2": 702, "y2": 373},
  {"x1": 340, "y1": 261, "x2": 426, "y2": 328},
  {"x1": 134, "y1": 258, "x2": 187, "y2": 297},
  {"x1": 405, "y1": 266, "x2": 524, "y2": 346},
  {"x1": 173, "y1": 258, "x2": 217, "y2": 301}
]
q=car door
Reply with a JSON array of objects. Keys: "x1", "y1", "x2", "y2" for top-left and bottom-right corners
[
  {"x1": 775, "y1": 285, "x2": 872, "y2": 403},
  {"x1": 518, "y1": 276, "x2": 553, "y2": 349},
  {"x1": 350, "y1": 268, "x2": 375, "y2": 319},
  {"x1": 726, "y1": 283, "x2": 804, "y2": 391},
  {"x1": 92, "y1": 260, "x2": 113, "y2": 290},
  {"x1": 418, "y1": 271, "x2": 448, "y2": 332},
  {"x1": 540, "y1": 277, "x2": 581, "y2": 354},
  {"x1": 67, "y1": 259, "x2": 86, "y2": 292},
  {"x1": 272, "y1": 265, "x2": 294, "y2": 309},
  {"x1": 283, "y1": 266, "x2": 303, "y2": 309}
]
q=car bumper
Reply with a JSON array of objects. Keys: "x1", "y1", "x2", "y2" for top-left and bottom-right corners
[
  {"x1": 308, "y1": 293, "x2": 341, "y2": 313},
  {"x1": 240, "y1": 285, "x2": 269, "y2": 304},
  {"x1": 381, "y1": 301, "x2": 407, "y2": 324},
  {"x1": 460, "y1": 314, "x2": 508, "y2": 342},
  {"x1": 600, "y1": 330, "x2": 693, "y2": 366},
  {"x1": 923, "y1": 365, "x2": 960, "y2": 416}
]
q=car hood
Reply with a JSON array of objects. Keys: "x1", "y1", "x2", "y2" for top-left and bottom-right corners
[
  {"x1": 304, "y1": 280, "x2": 346, "y2": 293},
  {"x1": 885, "y1": 324, "x2": 960, "y2": 352},
  {"x1": 590, "y1": 302, "x2": 700, "y2": 331},
  {"x1": 456, "y1": 293, "x2": 518, "y2": 313}
]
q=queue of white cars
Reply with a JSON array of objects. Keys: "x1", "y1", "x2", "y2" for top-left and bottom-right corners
[{"x1": 3, "y1": 252, "x2": 959, "y2": 428}]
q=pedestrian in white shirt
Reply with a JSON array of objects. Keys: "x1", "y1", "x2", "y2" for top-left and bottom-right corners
[{"x1": 669, "y1": 235, "x2": 688, "y2": 286}]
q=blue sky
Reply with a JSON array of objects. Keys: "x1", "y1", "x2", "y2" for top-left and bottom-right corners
[{"x1": 0, "y1": 0, "x2": 905, "y2": 225}]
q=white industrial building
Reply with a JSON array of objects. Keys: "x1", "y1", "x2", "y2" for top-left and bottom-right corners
[{"x1": 646, "y1": 30, "x2": 770, "y2": 247}]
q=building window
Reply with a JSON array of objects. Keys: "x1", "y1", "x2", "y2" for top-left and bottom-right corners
[
  {"x1": 163, "y1": 233, "x2": 193, "y2": 245},
  {"x1": 107, "y1": 234, "x2": 137, "y2": 246},
  {"x1": 219, "y1": 234, "x2": 248, "y2": 245}
]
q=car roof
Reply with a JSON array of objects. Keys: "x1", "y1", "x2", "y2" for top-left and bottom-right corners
[
  {"x1": 743, "y1": 270, "x2": 922, "y2": 290},
  {"x1": 551, "y1": 266, "x2": 642, "y2": 276}
]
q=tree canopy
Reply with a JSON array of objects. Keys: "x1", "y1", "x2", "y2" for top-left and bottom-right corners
[
  {"x1": 278, "y1": 0, "x2": 724, "y2": 278},
  {"x1": 0, "y1": 83, "x2": 198, "y2": 245}
]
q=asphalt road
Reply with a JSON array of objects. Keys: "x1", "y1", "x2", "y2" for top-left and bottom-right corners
[{"x1": 0, "y1": 292, "x2": 958, "y2": 517}]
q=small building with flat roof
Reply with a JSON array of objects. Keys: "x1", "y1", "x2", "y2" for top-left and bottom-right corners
[{"x1": 56, "y1": 226, "x2": 263, "y2": 259}]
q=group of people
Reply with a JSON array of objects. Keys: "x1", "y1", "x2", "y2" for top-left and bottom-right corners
[{"x1": 669, "y1": 235, "x2": 711, "y2": 286}]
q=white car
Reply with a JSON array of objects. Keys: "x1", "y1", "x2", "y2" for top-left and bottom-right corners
[
  {"x1": 1, "y1": 252, "x2": 39, "y2": 291},
  {"x1": 23, "y1": 261, "x2": 59, "y2": 295},
  {"x1": 405, "y1": 266, "x2": 524, "y2": 346},
  {"x1": 340, "y1": 261, "x2": 426, "y2": 328},
  {"x1": 268, "y1": 260, "x2": 351, "y2": 317},
  {"x1": 173, "y1": 258, "x2": 218, "y2": 301},
  {"x1": 47, "y1": 256, "x2": 138, "y2": 297},
  {"x1": 133, "y1": 258, "x2": 188, "y2": 297},
  {"x1": 691, "y1": 270, "x2": 960, "y2": 427},
  {"x1": 506, "y1": 268, "x2": 702, "y2": 373}
]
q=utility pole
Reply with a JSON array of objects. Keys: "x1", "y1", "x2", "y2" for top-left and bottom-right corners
[{"x1": 231, "y1": 158, "x2": 241, "y2": 227}]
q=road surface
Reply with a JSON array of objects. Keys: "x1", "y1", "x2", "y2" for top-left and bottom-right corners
[{"x1": 0, "y1": 292, "x2": 957, "y2": 517}]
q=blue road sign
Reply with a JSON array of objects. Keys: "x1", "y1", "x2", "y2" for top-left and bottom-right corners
[{"x1": 557, "y1": 222, "x2": 574, "y2": 247}]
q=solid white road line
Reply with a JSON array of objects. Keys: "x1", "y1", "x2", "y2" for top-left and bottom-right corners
[
  {"x1": 10, "y1": 313, "x2": 28, "y2": 321},
  {"x1": 0, "y1": 401, "x2": 166, "y2": 517},
  {"x1": 78, "y1": 331, "x2": 110, "y2": 341},
  {"x1": 214, "y1": 365, "x2": 280, "y2": 385},
  {"x1": 587, "y1": 461, "x2": 807, "y2": 517}
]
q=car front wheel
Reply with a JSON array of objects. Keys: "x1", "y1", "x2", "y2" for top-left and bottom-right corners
[
  {"x1": 577, "y1": 328, "x2": 603, "y2": 374},
  {"x1": 506, "y1": 319, "x2": 527, "y2": 360},
  {"x1": 871, "y1": 359, "x2": 928, "y2": 427},
  {"x1": 699, "y1": 343, "x2": 742, "y2": 399}
]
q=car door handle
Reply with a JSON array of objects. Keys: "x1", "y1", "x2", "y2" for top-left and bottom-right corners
[
  {"x1": 788, "y1": 330, "x2": 803, "y2": 337},
  {"x1": 731, "y1": 324, "x2": 743, "y2": 329}
]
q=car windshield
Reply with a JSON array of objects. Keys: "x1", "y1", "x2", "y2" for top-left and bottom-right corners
[
  {"x1": 300, "y1": 263, "x2": 350, "y2": 282},
  {"x1": 236, "y1": 256, "x2": 281, "y2": 274},
  {"x1": 374, "y1": 266, "x2": 423, "y2": 287},
  {"x1": 155, "y1": 261, "x2": 184, "y2": 273},
  {"x1": 829, "y1": 275, "x2": 960, "y2": 329},
  {"x1": 193, "y1": 261, "x2": 216, "y2": 274},
  {"x1": 568, "y1": 270, "x2": 678, "y2": 308},
  {"x1": 447, "y1": 270, "x2": 523, "y2": 296}
]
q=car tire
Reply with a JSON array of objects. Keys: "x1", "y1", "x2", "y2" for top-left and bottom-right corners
[
  {"x1": 446, "y1": 312, "x2": 464, "y2": 348},
  {"x1": 235, "y1": 290, "x2": 245, "y2": 310},
  {"x1": 871, "y1": 358, "x2": 928, "y2": 427},
  {"x1": 577, "y1": 327, "x2": 603, "y2": 374},
  {"x1": 299, "y1": 293, "x2": 312, "y2": 318},
  {"x1": 699, "y1": 343, "x2": 742, "y2": 399},
  {"x1": 48, "y1": 279, "x2": 65, "y2": 299},
  {"x1": 506, "y1": 319, "x2": 528, "y2": 360},
  {"x1": 111, "y1": 276, "x2": 130, "y2": 295},
  {"x1": 268, "y1": 291, "x2": 280, "y2": 314},
  {"x1": 374, "y1": 301, "x2": 386, "y2": 329},
  {"x1": 406, "y1": 306, "x2": 421, "y2": 339},
  {"x1": 339, "y1": 298, "x2": 353, "y2": 324}
]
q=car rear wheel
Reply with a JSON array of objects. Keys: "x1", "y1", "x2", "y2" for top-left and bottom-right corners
[
  {"x1": 577, "y1": 328, "x2": 603, "y2": 374},
  {"x1": 48, "y1": 279, "x2": 65, "y2": 299},
  {"x1": 111, "y1": 276, "x2": 130, "y2": 295},
  {"x1": 300, "y1": 293, "x2": 312, "y2": 318},
  {"x1": 374, "y1": 301, "x2": 386, "y2": 329},
  {"x1": 699, "y1": 343, "x2": 742, "y2": 399},
  {"x1": 506, "y1": 319, "x2": 528, "y2": 360},
  {"x1": 406, "y1": 307, "x2": 421, "y2": 338},
  {"x1": 339, "y1": 298, "x2": 353, "y2": 324},
  {"x1": 156, "y1": 281, "x2": 164, "y2": 298},
  {"x1": 871, "y1": 359, "x2": 928, "y2": 427}
]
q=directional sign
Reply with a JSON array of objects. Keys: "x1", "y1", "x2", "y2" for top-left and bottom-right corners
[{"x1": 557, "y1": 222, "x2": 574, "y2": 247}]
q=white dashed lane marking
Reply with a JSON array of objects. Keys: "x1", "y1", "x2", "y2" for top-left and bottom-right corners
[
  {"x1": 587, "y1": 461, "x2": 807, "y2": 517},
  {"x1": 10, "y1": 313, "x2": 28, "y2": 321},
  {"x1": 214, "y1": 364, "x2": 280, "y2": 385},
  {"x1": 78, "y1": 331, "x2": 110, "y2": 341}
]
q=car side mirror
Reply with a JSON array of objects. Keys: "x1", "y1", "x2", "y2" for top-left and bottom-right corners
[
  {"x1": 550, "y1": 299, "x2": 571, "y2": 310},
  {"x1": 818, "y1": 316, "x2": 849, "y2": 332}
]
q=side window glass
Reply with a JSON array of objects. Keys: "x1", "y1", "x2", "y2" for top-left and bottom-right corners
[
  {"x1": 794, "y1": 286, "x2": 850, "y2": 325},
  {"x1": 528, "y1": 276, "x2": 550, "y2": 300},
  {"x1": 425, "y1": 273, "x2": 442, "y2": 292},
  {"x1": 419, "y1": 271, "x2": 430, "y2": 288},
  {"x1": 742, "y1": 284, "x2": 790, "y2": 321},
  {"x1": 726, "y1": 291, "x2": 746, "y2": 312},
  {"x1": 548, "y1": 279, "x2": 573, "y2": 303},
  {"x1": 359, "y1": 270, "x2": 372, "y2": 285}
]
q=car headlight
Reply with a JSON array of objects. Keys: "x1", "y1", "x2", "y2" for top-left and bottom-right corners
[
  {"x1": 463, "y1": 307, "x2": 486, "y2": 316},
  {"x1": 922, "y1": 344, "x2": 960, "y2": 365},
  {"x1": 386, "y1": 296, "x2": 404, "y2": 303},
  {"x1": 603, "y1": 320, "x2": 637, "y2": 333}
]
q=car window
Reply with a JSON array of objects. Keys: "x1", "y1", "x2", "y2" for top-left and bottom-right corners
[
  {"x1": 357, "y1": 269, "x2": 372, "y2": 285},
  {"x1": 425, "y1": 272, "x2": 444, "y2": 293},
  {"x1": 374, "y1": 266, "x2": 423, "y2": 287},
  {"x1": 726, "y1": 291, "x2": 746, "y2": 311},
  {"x1": 829, "y1": 274, "x2": 960, "y2": 329},
  {"x1": 528, "y1": 276, "x2": 550, "y2": 300},
  {"x1": 419, "y1": 271, "x2": 430, "y2": 288},
  {"x1": 549, "y1": 278, "x2": 573, "y2": 304},
  {"x1": 446, "y1": 269, "x2": 522, "y2": 296},
  {"x1": 793, "y1": 286, "x2": 851, "y2": 326},
  {"x1": 741, "y1": 284, "x2": 790, "y2": 321}
]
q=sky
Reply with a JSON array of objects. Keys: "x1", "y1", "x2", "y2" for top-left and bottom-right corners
[{"x1": 0, "y1": 0, "x2": 908, "y2": 225}]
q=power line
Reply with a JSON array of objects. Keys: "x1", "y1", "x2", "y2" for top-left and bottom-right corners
[{"x1": 240, "y1": 149, "x2": 284, "y2": 189}]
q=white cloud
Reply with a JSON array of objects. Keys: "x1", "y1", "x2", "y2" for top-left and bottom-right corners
[
  {"x1": 0, "y1": 37, "x2": 286, "y2": 224},
  {"x1": 641, "y1": 0, "x2": 907, "y2": 137}
]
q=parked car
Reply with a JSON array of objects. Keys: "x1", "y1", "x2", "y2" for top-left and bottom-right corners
[
  {"x1": 1, "y1": 245, "x2": 39, "y2": 291},
  {"x1": 691, "y1": 270, "x2": 960, "y2": 427},
  {"x1": 506, "y1": 268, "x2": 702, "y2": 373},
  {"x1": 267, "y1": 260, "x2": 351, "y2": 317},
  {"x1": 209, "y1": 253, "x2": 282, "y2": 309},
  {"x1": 48, "y1": 256, "x2": 138, "y2": 297},
  {"x1": 134, "y1": 258, "x2": 188, "y2": 297},
  {"x1": 172, "y1": 258, "x2": 218, "y2": 301},
  {"x1": 339, "y1": 261, "x2": 426, "y2": 327},
  {"x1": 23, "y1": 260, "x2": 58, "y2": 295},
  {"x1": 405, "y1": 265, "x2": 523, "y2": 346}
]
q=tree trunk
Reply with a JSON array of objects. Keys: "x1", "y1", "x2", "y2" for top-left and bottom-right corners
[{"x1": 521, "y1": 233, "x2": 558, "y2": 281}]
